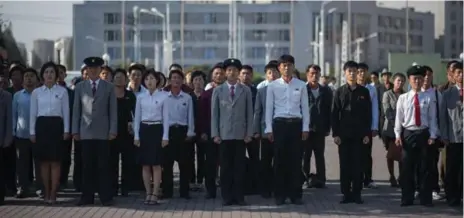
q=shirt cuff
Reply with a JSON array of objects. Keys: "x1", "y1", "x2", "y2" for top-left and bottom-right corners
[
  {"x1": 162, "y1": 135, "x2": 168, "y2": 141},
  {"x1": 134, "y1": 134, "x2": 140, "y2": 141},
  {"x1": 394, "y1": 132, "x2": 401, "y2": 139},
  {"x1": 187, "y1": 131, "x2": 195, "y2": 137},
  {"x1": 264, "y1": 126, "x2": 272, "y2": 134}
]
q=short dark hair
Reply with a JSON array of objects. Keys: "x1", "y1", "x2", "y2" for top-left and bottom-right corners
[
  {"x1": 113, "y1": 68, "x2": 127, "y2": 78},
  {"x1": 190, "y1": 70, "x2": 206, "y2": 84},
  {"x1": 169, "y1": 63, "x2": 183, "y2": 71},
  {"x1": 142, "y1": 70, "x2": 161, "y2": 87},
  {"x1": 278, "y1": 54, "x2": 295, "y2": 65},
  {"x1": 447, "y1": 60, "x2": 460, "y2": 69},
  {"x1": 268, "y1": 60, "x2": 278, "y2": 65},
  {"x1": 241, "y1": 65, "x2": 253, "y2": 72},
  {"x1": 423, "y1": 65, "x2": 433, "y2": 73},
  {"x1": 57, "y1": 64, "x2": 67, "y2": 72},
  {"x1": 264, "y1": 63, "x2": 277, "y2": 72},
  {"x1": 343, "y1": 61, "x2": 358, "y2": 71},
  {"x1": 168, "y1": 69, "x2": 184, "y2": 80},
  {"x1": 39, "y1": 61, "x2": 59, "y2": 81},
  {"x1": 305, "y1": 64, "x2": 321, "y2": 73},
  {"x1": 157, "y1": 72, "x2": 167, "y2": 87},
  {"x1": 454, "y1": 61, "x2": 463, "y2": 70},
  {"x1": 371, "y1": 71, "x2": 379, "y2": 77},
  {"x1": 358, "y1": 62, "x2": 369, "y2": 70},
  {"x1": 392, "y1": 73, "x2": 406, "y2": 81},
  {"x1": 101, "y1": 66, "x2": 113, "y2": 76},
  {"x1": 23, "y1": 67, "x2": 39, "y2": 80}
]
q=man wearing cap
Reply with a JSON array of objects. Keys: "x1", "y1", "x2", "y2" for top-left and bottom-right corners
[
  {"x1": 265, "y1": 55, "x2": 310, "y2": 205},
  {"x1": 211, "y1": 58, "x2": 253, "y2": 206},
  {"x1": 72, "y1": 57, "x2": 118, "y2": 206},
  {"x1": 394, "y1": 65, "x2": 438, "y2": 207}
]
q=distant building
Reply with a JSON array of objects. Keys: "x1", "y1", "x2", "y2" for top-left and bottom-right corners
[
  {"x1": 31, "y1": 39, "x2": 54, "y2": 69},
  {"x1": 443, "y1": 1, "x2": 463, "y2": 59},
  {"x1": 54, "y1": 37, "x2": 73, "y2": 69}
]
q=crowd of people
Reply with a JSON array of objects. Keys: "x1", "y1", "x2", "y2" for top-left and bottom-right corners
[{"x1": 0, "y1": 54, "x2": 462, "y2": 208}]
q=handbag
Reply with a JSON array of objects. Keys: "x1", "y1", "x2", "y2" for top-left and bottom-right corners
[{"x1": 386, "y1": 141, "x2": 402, "y2": 161}]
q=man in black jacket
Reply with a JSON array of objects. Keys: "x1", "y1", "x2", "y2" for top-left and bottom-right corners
[{"x1": 303, "y1": 64, "x2": 333, "y2": 188}]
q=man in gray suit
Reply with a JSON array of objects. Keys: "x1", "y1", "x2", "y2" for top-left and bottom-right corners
[
  {"x1": 211, "y1": 58, "x2": 253, "y2": 206},
  {"x1": 0, "y1": 72, "x2": 12, "y2": 205},
  {"x1": 439, "y1": 61, "x2": 463, "y2": 207},
  {"x1": 72, "y1": 57, "x2": 117, "y2": 206},
  {"x1": 253, "y1": 63, "x2": 279, "y2": 198}
]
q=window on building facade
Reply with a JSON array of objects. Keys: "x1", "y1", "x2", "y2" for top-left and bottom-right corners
[
  {"x1": 254, "y1": 12, "x2": 266, "y2": 24},
  {"x1": 104, "y1": 30, "x2": 121, "y2": 42},
  {"x1": 184, "y1": 47, "x2": 193, "y2": 58},
  {"x1": 204, "y1": 47, "x2": 216, "y2": 59},
  {"x1": 104, "y1": 13, "x2": 121, "y2": 25},
  {"x1": 451, "y1": 24, "x2": 457, "y2": 34},
  {"x1": 204, "y1": 13, "x2": 217, "y2": 24},
  {"x1": 184, "y1": 30, "x2": 193, "y2": 41},
  {"x1": 126, "y1": 30, "x2": 134, "y2": 41},
  {"x1": 252, "y1": 47, "x2": 265, "y2": 58},
  {"x1": 277, "y1": 47, "x2": 289, "y2": 55},
  {"x1": 253, "y1": 30, "x2": 267, "y2": 40},
  {"x1": 451, "y1": 40, "x2": 456, "y2": 49},
  {"x1": 279, "y1": 12, "x2": 290, "y2": 24},
  {"x1": 279, "y1": 30, "x2": 290, "y2": 41},
  {"x1": 125, "y1": 13, "x2": 135, "y2": 25},
  {"x1": 451, "y1": 11, "x2": 457, "y2": 21},
  {"x1": 140, "y1": 30, "x2": 155, "y2": 42},
  {"x1": 204, "y1": 30, "x2": 218, "y2": 40},
  {"x1": 107, "y1": 47, "x2": 121, "y2": 59}
]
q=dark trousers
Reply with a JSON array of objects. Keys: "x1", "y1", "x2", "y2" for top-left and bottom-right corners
[
  {"x1": 259, "y1": 138, "x2": 274, "y2": 196},
  {"x1": 80, "y1": 140, "x2": 112, "y2": 203},
  {"x1": 204, "y1": 139, "x2": 219, "y2": 197},
  {"x1": 0, "y1": 147, "x2": 5, "y2": 203},
  {"x1": 72, "y1": 141, "x2": 82, "y2": 191},
  {"x1": 15, "y1": 138, "x2": 41, "y2": 192},
  {"x1": 401, "y1": 129, "x2": 433, "y2": 204},
  {"x1": 192, "y1": 136, "x2": 206, "y2": 184},
  {"x1": 110, "y1": 135, "x2": 137, "y2": 195},
  {"x1": 162, "y1": 126, "x2": 191, "y2": 197},
  {"x1": 245, "y1": 139, "x2": 260, "y2": 195},
  {"x1": 60, "y1": 139, "x2": 73, "y2": 186},
  {"x1": 430, "y1": 146, "x2": 441, "y2": 193},
  {"x1": 303, "y1": 131, "x2": 326, "y2": 183},
  {"x1": 219, "y1": 140, "x2": 246, "y2": 202},
  {"x1": 338, "y1": 137, "x2": 363, "y2": 197},
  {"x1": 445, "y1": 143, "x2": 463, "y2": 204},
  {"x1": 362, "y1": 136, "x2": 373, "y2": 186},
  {"x1": 3, "y1": 143, "x2": 16, "y2": 192},
  {"x1": 273, "y1": 118, "x2": 303, "y2": 200}
]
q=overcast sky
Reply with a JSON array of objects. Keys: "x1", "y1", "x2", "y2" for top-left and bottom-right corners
[{"x1": 2, "y1": 0, "x2": 442, "y2": 52}]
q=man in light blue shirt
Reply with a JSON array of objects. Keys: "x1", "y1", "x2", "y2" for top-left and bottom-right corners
[
  {"x1": 357, "y1": 63, "x2": 379, "y2": 189},
  {"x1": 12, "y1": 68, "x2": 41, "y2": 197}
]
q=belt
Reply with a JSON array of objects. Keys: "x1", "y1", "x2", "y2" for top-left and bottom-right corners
[
  {"x1": 170, "y1": 124, "x2": 187, "y2": 128},
  {"x1": 142, "y1": 120, "x2": 162, "y2": 125},
  {"x1": 273, "y1": 117, "x2": 302, "y2": 123}
]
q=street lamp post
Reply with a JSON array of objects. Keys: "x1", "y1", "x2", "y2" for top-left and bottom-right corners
[
  {"x1": 54, "y1": 40, "x2": 64, "y2": 65},
  {"x1": 319, "y1": 2, "x2": 336, "y2": 75},
  {"x1": 102, "y1": 53, "x2": 111, "y2": 66},
  {"x1": 133, "y1": 6, "x2": 140, "y2": 63},
  {"x1": 352, "y1": 32, "x2": 377, "y2": 63}
]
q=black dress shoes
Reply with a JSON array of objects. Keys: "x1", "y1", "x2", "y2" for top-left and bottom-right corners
[
  {"x1": 275, "y1": 198, "x2": 285, "y2": 205},
  {"x1": 290, "y1": 198, "x2": 303, "y2": 205},
  {"x1": 339, "y1": 196, "x2": 352, "y2": 204}
]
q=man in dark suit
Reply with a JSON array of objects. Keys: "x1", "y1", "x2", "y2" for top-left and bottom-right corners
[
  {"x1": 303, "y1": 64, "x2": 332, "y2": 188},
  {"x1": 72, "y1": 57, "x2": 117, "y2": 206},
  {"x1": 0, "y1": 71, "x2": 12, "y2": 205}
]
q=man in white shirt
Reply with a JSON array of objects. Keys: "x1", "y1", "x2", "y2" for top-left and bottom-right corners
[
  {"x1": 265, "y1": 55, "x2": 309, "y2": 205},
  {"x1": 357, "y1": 63, "x2": 379, "y2": 189},
  {"x1": 394, "y1": 65, "x2": 438, "y2": 207},
  {"x1": 421, "y1": 65, "x2": 444, "y2": 200}
]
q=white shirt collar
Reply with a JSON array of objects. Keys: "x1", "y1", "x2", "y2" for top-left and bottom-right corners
[
  {"x1": 227, "y1": 81, "x2": 237, "y2": 89},
  {"x1": 456, "y1": 85, "x2": 462, "y2": 91},
  {"x1": 89, "y1": 79, "x2": 100, "y2": 86},
  {"x1": 168, "y1": 90, "x2": 185, "y2": 97},
  {"x1": 41, "y1": 84, "x2": 57, "y2": 90}
]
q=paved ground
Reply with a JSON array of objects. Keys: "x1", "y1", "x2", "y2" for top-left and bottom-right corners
[{"x1": 0, "y1": 138, "x2": 462, "y2": 218}]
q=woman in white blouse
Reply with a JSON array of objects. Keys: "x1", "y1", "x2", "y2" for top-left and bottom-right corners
[
  {"x1": 133, "y1": 70, "x2": 169, "y2": 205},
  {"x1": 30, "y1": 61, "x2": 70, "y2": 204}
]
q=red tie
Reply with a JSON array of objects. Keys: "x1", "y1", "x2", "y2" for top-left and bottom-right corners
[
  {"x1": 230, "y1": 85, "x2": 235, "y2": 99},
  {"x1": 413, "y1": 93, "x2": 421, "y2": 126},
  {"x1": 92, "y1": 81, "x2": 96, "y2": 96}
]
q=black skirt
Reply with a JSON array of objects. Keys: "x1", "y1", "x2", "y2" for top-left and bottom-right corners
[
  {"x1": 34, "y1": 116, "x2": 64, "y2": 162},
  {"x1": 137, "y1": 123, "x2": 163, "y2": 166}
]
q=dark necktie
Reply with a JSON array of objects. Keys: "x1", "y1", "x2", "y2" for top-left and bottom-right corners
[
  {"x1": 92, "y1": 81, "x2": 96, "y2": 96},
  {"x1": 230, "y1": 85, "x2": 235, "y2": 99},
  {"x1": 460, "y1": 89, "x2": 463, "y2": 102},
  {"x1": 413, "y1": 93, "x2": 421, "y2": 126}
]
